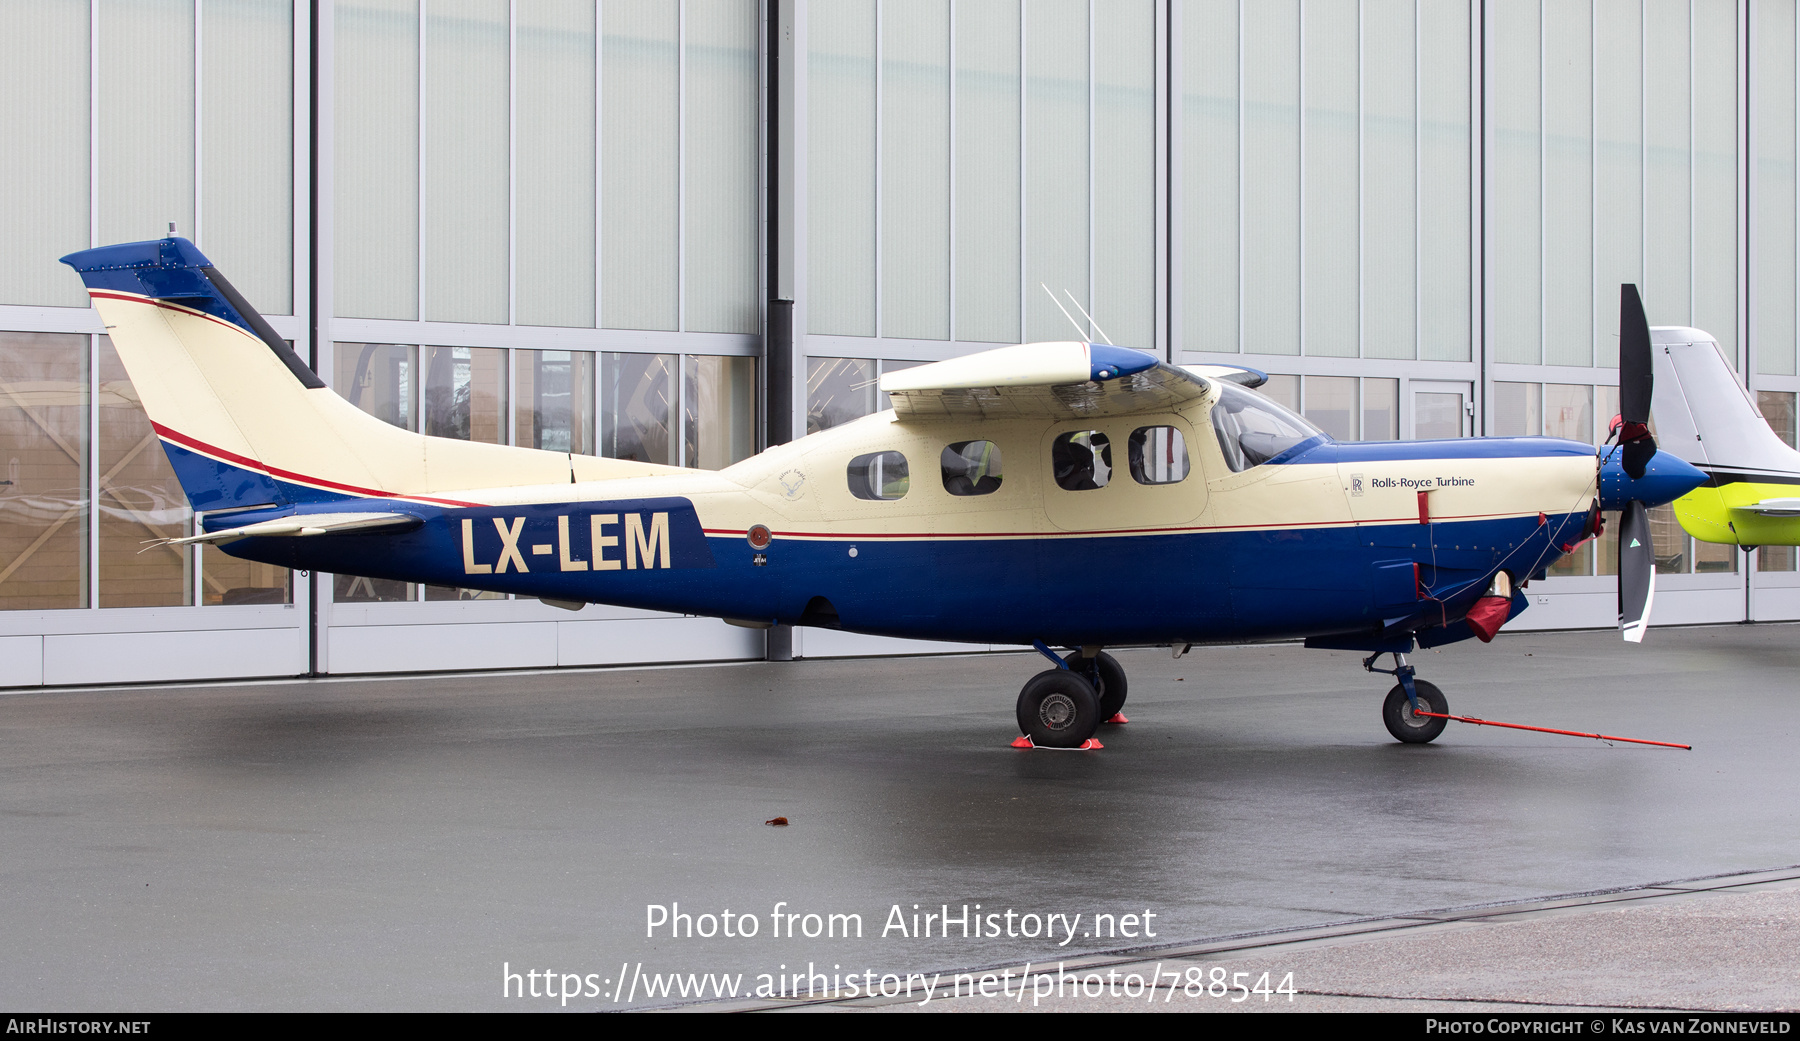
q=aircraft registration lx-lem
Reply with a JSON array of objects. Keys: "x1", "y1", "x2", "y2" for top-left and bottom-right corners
[{"x1": 62, "y1": 238, "x2": 1707, "y2": 749}]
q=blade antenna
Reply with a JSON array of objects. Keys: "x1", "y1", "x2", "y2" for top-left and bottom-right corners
[
  {"x1": 1062, "y1": 290, "x2": 1116, "y2": 347},
  {"x1": 1040, "y1": 283, "x2": 1089, "y2": 342}
]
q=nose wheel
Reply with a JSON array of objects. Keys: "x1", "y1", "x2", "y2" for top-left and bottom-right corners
[
  {"x1": 1382, "y1": 679, "x2": 1448, "y2": 743},
  {"x1": 1365, "y1": 650, "x2": 1449, "y2": 744}
]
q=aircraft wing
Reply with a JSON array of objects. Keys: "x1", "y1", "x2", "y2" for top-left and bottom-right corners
[
  {"x1": 161, "y1": 511, "x2": 421, "y2": 547},
  {"x1": 1181, "y1": 363, "x2": 1269, "y2": 389},
  {"x1": 1730, "y1": 498, "x2": 1800, "y2": 517},
  {"x1": 881, "y1": 341, "x2": 1210, "y2": 421}
]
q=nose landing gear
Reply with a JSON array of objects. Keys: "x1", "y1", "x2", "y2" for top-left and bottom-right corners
[{"x1": 1365, "y1": 650, "x2": 1449, "y2": 744}]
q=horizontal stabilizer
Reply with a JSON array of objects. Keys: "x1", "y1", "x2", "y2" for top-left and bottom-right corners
[
  {"x1": 881, "y1": 342, "x2": 1209, "y2": 421},
  {"x1": 156, "y1": 511, "x2": 420, "y2": 547},
  {"x1": 1731, "y1": 498, "x2": 1800, "y2": 517}
]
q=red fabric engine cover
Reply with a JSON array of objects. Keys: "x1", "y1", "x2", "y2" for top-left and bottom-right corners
[{"x1": 1464, "y1": 595, "x2": 1513, "y2": 643}]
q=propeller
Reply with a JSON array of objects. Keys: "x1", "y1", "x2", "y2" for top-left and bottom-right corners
[{"x1": 1612, "y1": 284, "x2": 1657, "y2": 642}]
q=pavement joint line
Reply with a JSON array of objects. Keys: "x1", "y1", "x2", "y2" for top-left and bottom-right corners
[
  {"x1": 1052, "y1": 864, "x2": 1800, "y2": 966},
  {"x1": 639, "y1": 864, "x2": 1800, "y2": 1013},
  {"x1": 1291, "y1": 991, "x2": 1730, "y2": 1014}
]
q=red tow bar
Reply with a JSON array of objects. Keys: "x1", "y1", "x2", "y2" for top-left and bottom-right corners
[{"x1": 1414, "y1": 711, "x2": 1690, "y2": 750}]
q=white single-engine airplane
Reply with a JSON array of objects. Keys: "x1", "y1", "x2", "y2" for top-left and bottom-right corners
[{"x1": 62, "y1": 239, "x2": 1706, "y2": 748}]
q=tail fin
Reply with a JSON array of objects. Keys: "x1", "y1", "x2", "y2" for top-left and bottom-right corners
[
  {"x1": 61, "y1": 237, "x2": 677, "y2": 513},
  {"x1": 1649, "y1": 328, "x2": 1799, "y2": 476},
  {"x1": 1649, "y1": 327, "x2": 1800, "y2": 544}
]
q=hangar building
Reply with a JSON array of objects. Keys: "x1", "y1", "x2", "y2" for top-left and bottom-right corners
[{"x1": 2, "y1": 0, "x2": 1797, "y2": 687}]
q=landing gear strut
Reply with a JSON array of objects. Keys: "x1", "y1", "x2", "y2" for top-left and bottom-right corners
[
  {"x1": 1364, "y1": 650, "x2": 1449, "y2": 744},
  {"x1": 1062, "y1": 650, "x2": 1128, "y2": 721}
]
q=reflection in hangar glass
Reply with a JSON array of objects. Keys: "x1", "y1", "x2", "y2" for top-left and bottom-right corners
[
  {"x1": 0, "y1": 332, "x2": 90, "y2": 610},
  {"x1": 1210, "y1": 382, "x2": 1322, "y2": 472},
  {"x1": 941, "y1": 440, "x2": 1003, "y2": 496},
  {"x1": 424, "y1": 346, "x2": 508, "y2": 445},
  {"x1": 1128, "y1": 427, "x2": 1189, "y2": 485},
  {"x1": 847, "y1": 451, "x2": 910, "y2": 500},
  {"x1": 336, "y1": 342, "x2": 414, "y2": 431},
  {"x1": 334, "y1": 342, "x2": 417, "y2": 602},
  {"x1": 98, "y1": 335, "x2": 190, "y2": 607},
  {"x1": 602, "y1": 353, "x2": 676, "y2": 464},
  {"x1": 684, "y1": 355, "x2": 758, "y2": 470},
  {"x1": 519, "y1": 350, "x2": 595, "y2": 455},
  {"x1": 807, "y1": 357, "x2": 877, "y2": 434},
  {"x1": 1052, "y1": 431, "x2": 1112, "y2": 490}
]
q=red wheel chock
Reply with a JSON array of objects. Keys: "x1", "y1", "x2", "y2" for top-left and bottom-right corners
[
  {"x1": 1010, "y1": 736, "x2": 1103, "y2": 750},
  {"x1": 1103, "y1": 712, "x2": 1129, "y2": 724}
]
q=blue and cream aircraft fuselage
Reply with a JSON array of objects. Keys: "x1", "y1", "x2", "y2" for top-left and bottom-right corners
[
  {"x1": 62, "y1": 237, "x2": 1706, "y2": 748},
  {"x1": 192, "y1": 419, "x2": 1608, "y2": 649}
]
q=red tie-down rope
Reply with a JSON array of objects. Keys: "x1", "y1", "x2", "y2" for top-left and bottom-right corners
[{"x1": 1413, "y1": 711, "x2": 1690, "y2": 750}]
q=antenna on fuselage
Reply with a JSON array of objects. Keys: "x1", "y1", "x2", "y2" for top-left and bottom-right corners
[
  {"x1": 1040, "y1": 283, "x2": 1089, "y2": 342},
  {"x1": 1062, "y1": 290, "x2": 1116, "y2": 347}
]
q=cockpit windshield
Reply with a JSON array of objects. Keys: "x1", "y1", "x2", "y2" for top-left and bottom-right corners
[{"x1": 1209, "y1": 381, "x2": 1325, "y2": 472}]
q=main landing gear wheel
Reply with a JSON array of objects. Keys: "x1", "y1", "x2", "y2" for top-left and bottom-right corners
[
  {"x1": 1063, "y1": 651, "x2": 1128, "y2": 721},
  {"x1": 1017, "y1": 670, "x2": 1102, "y2": 748},
  {"x1": 1382, "y1": 680, "x2": 1449, "y2": 744}
]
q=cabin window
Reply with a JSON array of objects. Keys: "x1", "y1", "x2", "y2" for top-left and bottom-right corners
[
  {"x1": 1209, "y1": 381, "x2": 1322, "y2": 472},
  {"x1": 1052, "y1": 431, "x2": 1112, "y2": 490},
  {"x1": 941, "y1": 441, "x2": 1003, "y2": 496},
  {"x1": 847, "y1": 451, "x2": 910, "y2": 500},
  {"x1": 1129, "y1": 426, "x2": 1189, "y2": 484}
]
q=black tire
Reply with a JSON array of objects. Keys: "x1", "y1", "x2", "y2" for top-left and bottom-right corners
[
  {"x1": 1016, "y1": 669, "x2": 1102, "y2": 748},
  {"x1": 1063, "y1": 651, "x2": 1128, "y2": 720},
  {"x1": 1382, "y1": 680, "x2": 1448, "y2": 744}
]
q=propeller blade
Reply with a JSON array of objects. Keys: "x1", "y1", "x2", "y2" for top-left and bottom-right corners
[
  {"x1": 1616, "y1": 285, "x2": 1657, "y2": 480},
  {"x1": 1618, "y1": 500, "x2": 1656, "y2": 643},
  {"x1": 1619, "y1": 284, "x2": 1653, "y2": 425}
]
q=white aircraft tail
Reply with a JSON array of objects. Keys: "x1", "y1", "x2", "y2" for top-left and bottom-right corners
[
  {"x1": 62, "y1": 237, "x2": 678, "y2": 513},
  {"x1": 1649, "y1": 327, "x2": 1800, "y2": 480}
]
